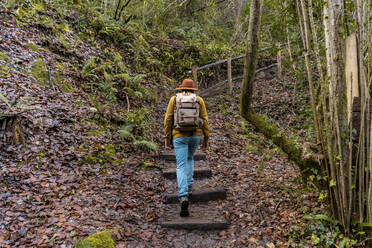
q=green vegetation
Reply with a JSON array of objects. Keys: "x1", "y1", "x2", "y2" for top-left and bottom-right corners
[
  {"x1": 289, "y1": 214, "x2": 359, "y2": 247},
  {"x1": 31, "y1": 60, "x2": 49, "y2": 85},
  {"x1": 117, "y1": 113, "x2": 158, "y2": 152},
  {"x1": 0, "y1": 51, "x2": 11, "y2": 76},
  {"x1": 72, "y1": 0, "x2": 244, "y2": 80},
  {"x1": 0, "y1": 65, "x2": 10, "y2": 76},
  {"x1": 75, "y1": 231, "x2": 115, "y2": 248},
  {"x1": 0, "y1": 93, "x2": 11, "y2": 109},
  {"x1": 83, "y1": 143, "x2": 118, "y2": 165},
  {"x1": 118, "y1": 124, "x2": 135, "y2": 141},
  {"x1": 1, "y1": 0, "x2": 247, "y2": 158},
  {"x1": 0, "y1": 51, "x2": 10, "y2": 62},
  {"x1": 26, "y1": 43, "x2": 39, "y2": 52},
  {"x1": 134, "y1": 140, "x2": 158, "y2": 152}
]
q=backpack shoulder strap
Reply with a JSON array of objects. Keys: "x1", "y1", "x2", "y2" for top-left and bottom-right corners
[
  {"x1": 194, "y1": 94, "x2": 201, "y2": 104},
  {"x1": 173, "y1": 94, "x2": 178, "y2": 109}
]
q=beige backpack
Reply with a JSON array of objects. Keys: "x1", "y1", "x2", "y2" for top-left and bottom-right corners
[{"x1": 173, "y1": 93, "x2": 204, "y2": 131}]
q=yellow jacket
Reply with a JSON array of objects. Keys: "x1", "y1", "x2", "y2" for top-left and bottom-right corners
[{"x1": 164, "y1": 92, "x2": 209, "y2": 142}]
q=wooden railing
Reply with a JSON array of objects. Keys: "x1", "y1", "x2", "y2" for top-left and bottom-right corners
[{"x1": 188, "y1": 42, "x2": 296, "y2": 97}]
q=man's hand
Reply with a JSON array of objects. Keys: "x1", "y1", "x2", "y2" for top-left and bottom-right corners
[
  {"x1": 201, "y1": 139, "x2": 209, "y2": 151},
  {"x1": 165, "y1": 139, "x2": 171, "y2": 149}
]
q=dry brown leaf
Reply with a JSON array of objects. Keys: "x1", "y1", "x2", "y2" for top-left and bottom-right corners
[
  {"x1": 267, "y1": 242, "x2": 275, "y2": 248},
  {"x1": 248, "y1": 237, "x2": 257, "y2": 243}
]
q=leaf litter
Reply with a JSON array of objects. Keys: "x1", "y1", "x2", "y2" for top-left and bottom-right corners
[{"x1": 0, "y1": 9, "x2": 324, "y2": 248}]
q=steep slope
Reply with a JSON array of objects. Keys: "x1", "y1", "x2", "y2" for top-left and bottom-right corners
[{"x1": 0, "y1": 5, "x2": 164, "y2": 246}]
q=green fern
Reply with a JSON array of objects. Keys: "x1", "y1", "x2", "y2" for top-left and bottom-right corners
[
  {"x1": 82, "y1": 58, "x2": 98, "y2": 79},
  {"x1": 112, "y1": 52, "x2": 126, "y2": 72},
  {"x1": 139, "y1": 87, "x2": 155, "y2": 100},
  {"x1": 118, "y1": 124, "x2": 134, "y2": 140},
  {"x1": 113, "y1": 73, "x2": 131, "y2": 83},
  {"x1": 134, "y1": 91, "x2": 143, "y2": 99},
  {"x1": 98, "y1": 23, "x2": 127, "y2": 44},
  {"x1": 132, "y1": 74, "x2": 146, "y2": 85},
  {"x1": 134, "y1": 140, "x2": 158, "y2": 152},
  {"x1": 125, "y1": 108, "x2": 151, "y2": 126},
  {"x1": 103, "y1": 71, "x2": 112, "y2": 81},
  {"x1": 101, "y1": 71, "x2": 117, "y2": 102},
  {"x1": 125, "y1": 87, "x2": 135, "y2": 97},
  {"x1": 96, "y1": 61, "x2": 113, "y2": 73},
  {"x1": 90, "y1": 97, "x2": 110, "y2": 114}
]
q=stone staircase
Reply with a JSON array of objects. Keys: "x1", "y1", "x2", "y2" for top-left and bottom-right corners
[{"x1": 158, "y1": 151, "x2": 229, "y2": 230}]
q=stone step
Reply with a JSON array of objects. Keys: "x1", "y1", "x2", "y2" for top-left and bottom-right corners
[
  {"x1": 162, "y1": 167, "x2": 212, "y2": 179},
  {"x1": 160, "y1": 203, "x2": 229, "y2": 230},
  {"x1": 160, "y1": 218, "x2": 229, "y2": 230},
  {"x1": 159, "y1": 151, "x2": 206, "y2": 161},
  {"x1": 164, "y1": 188, "x2": 227, "y2": 204}
]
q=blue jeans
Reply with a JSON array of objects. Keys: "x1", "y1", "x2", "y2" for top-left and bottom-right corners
[{"x1": 173, "y1": 136, "x2": 201, "y2": 197}]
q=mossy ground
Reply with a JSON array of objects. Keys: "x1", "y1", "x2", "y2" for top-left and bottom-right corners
[
  {"x1": 31, "y1": 60, "x2": 49, "y2": 85},
  {"x1": 75, "y1": 231, "x2": 115, "y2": 248}
]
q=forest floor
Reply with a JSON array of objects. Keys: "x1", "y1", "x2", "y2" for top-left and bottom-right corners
[{"x1": 0, "y1": 9, "x2": 326, "y2": 248}]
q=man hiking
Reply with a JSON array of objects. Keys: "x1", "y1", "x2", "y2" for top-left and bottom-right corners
[{"x1": 164, "y1": 78, "x2": 209, "y2": 217}]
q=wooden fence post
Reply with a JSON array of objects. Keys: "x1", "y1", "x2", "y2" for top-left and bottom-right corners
[
  {"x1": 227, "y1": 58, "x2": 232, "y2": 94},
  {"x1": 192, "y1": 67, "x2": 198, "y2": 88},
  {"x1": 277, "y1": 43, "x2": 282, "y2": 79}
]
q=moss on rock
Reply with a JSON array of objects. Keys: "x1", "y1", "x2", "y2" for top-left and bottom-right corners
[{"x1": 75, "y1": 231, "x2": 115, "y2": 248}]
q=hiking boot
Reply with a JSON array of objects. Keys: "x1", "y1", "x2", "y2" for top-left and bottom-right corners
[{"x1": 179, "y1": 196, "x2": 189, "y2": 217}]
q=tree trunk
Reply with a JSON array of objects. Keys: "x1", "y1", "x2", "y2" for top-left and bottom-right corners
[
  {"x1": 286, "y1": 26, "x2": 298, "y2": 105},
  {"x1": 322, "y1": 4, "x2": 341, "y2": 221},
  {"x1": 327, "y1": 0, "x2": 349, "y2": 232},
  {"x1": 240, "y1": 0, "x2": 262, "y2": 115},
  {"x1": 242, "y1": 110, "x2": 322, "y2": 183},
  {"x1": 295, "y1": 0, "x2": 306, "y2": 49},
  {"x1": 307, "y1": 0, "x2": 337, "y2": 217},
  {"x1": 356, "y1": 0, "x2": 367, "y2": 227},
  {"x1": 299, "y1": 0, "x2": 322, "y2": 147},
  {"x1": 234, "y1": 0, "x2": 244, "y2": 28},
  {"x1": 368, "y1": 1, "x2": 372, "y2": 232},
  {"x1": 369, "y1": 5, "x2": 372, "y2": 83},
  {"x1": 308, "y1": 0, "x2": 324, "y2": 84},
  {"x1": 323, "y1": 7, "x2": 332, "y2": 82},
  {"x1": 240, "y1": 0, "x2": 322, "y2": 185}
]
